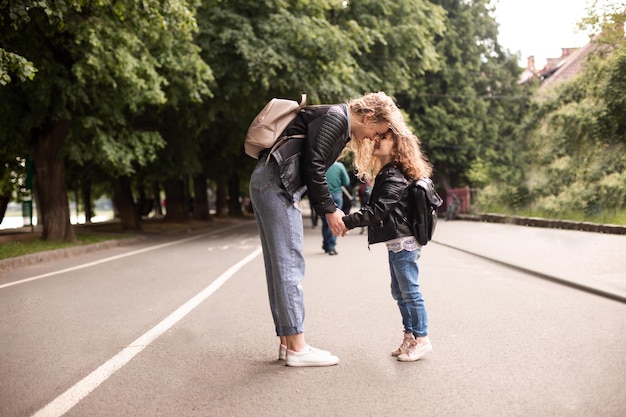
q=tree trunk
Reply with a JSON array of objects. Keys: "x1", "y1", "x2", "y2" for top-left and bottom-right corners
[
  {"x1": 228, "y1": 174, "x2": 243, "y2": 217},
  {"x1": 215, "y1": 178, "x2": 228, "y2": 217},
  {"x1": 112, "y1": 176, "x2": 141, "y2": 230},
  {"x1": 152, "y1": 181, "x2": 163, "y2": 217},
  {"x1": 28, "y1": 119, "x2": 76, "y2": 242},
  {"x1": 163, "y1": 178, "x2": 189, "y2": 222},
  {"x1": 192, "y1": 174, "x2": 211, "y2": 221},
  {"x1": 81, "y1": 181, "x2": 93, "y2": 223},
  {"x1": 438, "y1": 172, "x2": 452, "y2": 192},
  {"x1": 135, "y1": 179, "x2": 154, "y2": 217},
  {"x1": 0, "y1": 195, "x2": 9, "y2": 224}
]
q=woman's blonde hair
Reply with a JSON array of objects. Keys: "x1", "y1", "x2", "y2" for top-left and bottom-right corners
[{"x1": 345, "y1": 92, "x2": 432, "y2": 182}]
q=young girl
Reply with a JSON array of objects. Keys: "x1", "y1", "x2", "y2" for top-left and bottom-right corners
[{"x1": 342, "y1": 125, "x2": 433, "y2": 362}]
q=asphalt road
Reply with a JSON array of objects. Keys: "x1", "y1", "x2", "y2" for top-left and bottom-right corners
[{"x1": 1, "y1": 218, "x2": 625, "y2": 417}]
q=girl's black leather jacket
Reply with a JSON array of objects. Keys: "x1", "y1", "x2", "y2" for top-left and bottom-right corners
[
  {"x1": 343, "y1": 163, "x2": 413, "y2": 245},
  {"x1": 267, "y1": 104, "x2": 350, "y2": 216}
]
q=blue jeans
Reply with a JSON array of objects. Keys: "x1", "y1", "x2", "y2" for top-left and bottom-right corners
[
  {"x1": 389, "y1": 248, "x2": 428, "y2": 337},
  {"x1": 249, "y1": 156, "x2": 306, "y2": 336},
  {"x1": 321, "y1": 192, "x2": 343, "y2": 252}
]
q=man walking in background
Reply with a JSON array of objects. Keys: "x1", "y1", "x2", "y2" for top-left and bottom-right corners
[{"x1": 322, "y1": 161, "x2": 350, "y2": 255}]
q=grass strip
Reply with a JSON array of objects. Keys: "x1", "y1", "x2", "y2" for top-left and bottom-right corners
[{"x1": 0, "y1": 232, "x2": 132, "y2": 260}]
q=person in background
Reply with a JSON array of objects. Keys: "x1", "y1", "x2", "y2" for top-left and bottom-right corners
[
  {"x1": 341, "y1": 183, "x2": 354, "y2": 215},
  {"x1": 340, "y1": 122, "x2": 434, "y2": 362},
  {"x1": 357, "y1": 180, "x2": 372, "y2": 234},
  {"x1": 249, "y1": 92, "x2": 402, "y2": 367},
  {"x1": 310, "y1": 197, "x2": 320, "y2": 228},
  {"x1": 321, "y1": 161, "x2": 350, "y2": 255}
]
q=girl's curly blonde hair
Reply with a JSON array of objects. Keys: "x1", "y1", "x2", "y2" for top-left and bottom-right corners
[{"x1": 344, "y1": 92, "x2": 432, "y2": 183}]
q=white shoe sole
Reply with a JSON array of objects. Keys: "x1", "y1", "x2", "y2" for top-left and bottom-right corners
[
  {"x1": 286, "y1": 356, "x2": 340, "y2": 367},
  {"x1": 285, "y1": 346, "x2": 339, "y2": 367}
]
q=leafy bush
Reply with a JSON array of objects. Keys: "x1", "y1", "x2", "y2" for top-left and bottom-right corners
[{"x1": 476, "y1": 23, "x2": 626, "y2": 223}]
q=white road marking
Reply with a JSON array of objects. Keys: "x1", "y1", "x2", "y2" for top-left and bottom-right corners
[
  {"x1": 30, "y1": 246, "x2": 262, "y2": 417},
  {"x1": 0, "y1": 224, "x2": 246, "y2": 290}
]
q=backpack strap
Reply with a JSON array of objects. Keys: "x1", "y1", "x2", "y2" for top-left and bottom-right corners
[
  {"x1": 264, "y1": 133, "x2": 306, "y2": 166},
  {"x1": 416, "y1": 178, "x2": 443, "y2": 208}
]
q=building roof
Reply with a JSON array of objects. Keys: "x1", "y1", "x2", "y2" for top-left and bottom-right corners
[
  {"x1": 518, "y1": 42, "x2": 597, "y2": 89},
  {"x1": 539, "y1": 42, "x2": 597, "y2": 90}
]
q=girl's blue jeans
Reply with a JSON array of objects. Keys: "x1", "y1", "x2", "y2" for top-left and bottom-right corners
[{"x1": 388, "y1": 248, "x2": 428, "y2": 337}]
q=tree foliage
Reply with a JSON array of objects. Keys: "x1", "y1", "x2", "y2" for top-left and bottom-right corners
[
  {"x1": 1, "y1": 0, "x2": 536, "y2": 238},
  {"x1": 0, "y1": 0, "x2": 212, "y2": 238},
  {"x1": 193, "y1": 0, "x2": 446, "y2": 214},
  {"x1": 396, "y1": 0, "x2": 529, "y2": 192}
]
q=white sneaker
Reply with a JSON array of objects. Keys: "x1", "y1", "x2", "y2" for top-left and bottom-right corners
[
  {"x1": 398, "y1": 336, "x2": 432, "y2": 362},
  {"x1": 285, "y1": 345, "x2": 339, "y2": 367},
  {"x1": 279, "y1": 344, "x2": 331, "y2": 361}
]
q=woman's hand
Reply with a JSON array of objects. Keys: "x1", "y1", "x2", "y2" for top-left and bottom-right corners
[{"x1": 325, "y1": 210, "x2": 348, "y2": 236}]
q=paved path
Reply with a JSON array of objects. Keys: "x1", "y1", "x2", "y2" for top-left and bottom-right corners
[
  {"x1": 1, "y1": 218, "x2": 624, "y2": 417},
  {"x1": 431, "y1": 220, "x2": 626, "y2": 302}
]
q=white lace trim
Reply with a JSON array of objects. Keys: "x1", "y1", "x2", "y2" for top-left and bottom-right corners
[{"x1": 385, "y1": 236, "x2": 421, "y2": 253}]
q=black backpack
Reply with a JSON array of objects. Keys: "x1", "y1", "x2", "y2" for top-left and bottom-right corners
[{"x1": 405, "y1": 177, "x2": 443, "y2": 245}]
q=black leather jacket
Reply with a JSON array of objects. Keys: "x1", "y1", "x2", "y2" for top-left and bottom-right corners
[
  {"x1": 343, "y1": 163, "x2": 413, "y2": 245},
  {"x1": 268, "y1": 104, "x2": 350, "y2": 215}
]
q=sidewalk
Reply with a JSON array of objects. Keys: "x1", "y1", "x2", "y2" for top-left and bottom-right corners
[{"x1": 432, "y1": 220, "x2": 626, "y2": 303}]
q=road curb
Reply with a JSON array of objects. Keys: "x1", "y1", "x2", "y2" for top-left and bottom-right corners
[{"x1": 458, "y1": 213, "x2": 626, "y2": 235}]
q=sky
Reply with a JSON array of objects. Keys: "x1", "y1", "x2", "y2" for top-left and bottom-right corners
[{"x1": 491, "y1": 0, "x2": 592, "y2": 68}]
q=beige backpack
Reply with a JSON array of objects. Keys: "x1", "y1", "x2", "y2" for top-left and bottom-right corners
[{"x1": 244, "y1": 94, "x2": 307, "y2": 159}]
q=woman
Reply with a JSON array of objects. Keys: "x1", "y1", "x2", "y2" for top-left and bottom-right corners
[
  {"x1": 249, "y1": 92, "x2": 401, "y2": 367},
  {"x1": 342, "y1": 124, "x2": 434, "y2": 362}
]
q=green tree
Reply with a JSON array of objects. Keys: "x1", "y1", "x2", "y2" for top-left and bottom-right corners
[
  {"x1": 194, "y1": 0, "x2": 445, "y2": 212},
  {"x1": 0, "y1": 0, "x2": 212, "y2": 239},
  {"x1": 4, "y1": 0, "x2": 496, "y2": 232},
  {"x1": 396, "y1": 0, "x2": 528, "y2": 195}
]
